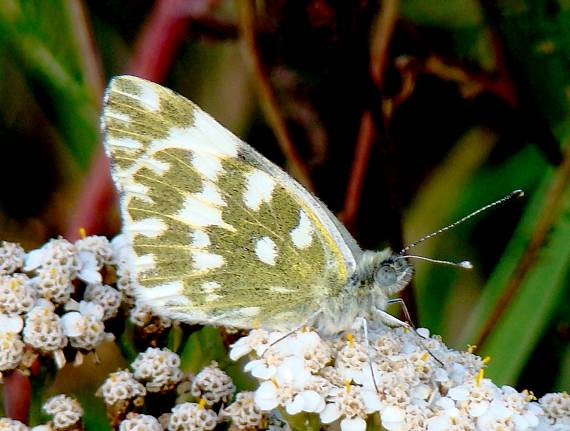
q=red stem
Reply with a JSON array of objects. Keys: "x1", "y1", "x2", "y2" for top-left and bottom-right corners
[{"x1": 3, "y1": 371, "x2": 32, "y2": 424}]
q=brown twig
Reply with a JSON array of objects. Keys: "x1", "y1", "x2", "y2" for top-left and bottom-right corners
[
  {"x1": 237, "y1": 0, "x2": 314, "y2": 192},
  {"x1": 341, "y1": 0, "x2": 400, "y2": 230},
  {"x1": 475, "y1": 135, "x2": 570, "y2": 347},
  {"x1": 369, "y1": 0, "x2": 400, "y2": 89},
  {"x1": 393, "y1": 54, "x2": 517, "y2": 108}
]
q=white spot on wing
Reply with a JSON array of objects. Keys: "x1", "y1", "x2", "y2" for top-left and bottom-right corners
[
  {"x1": 111, "y1": 137, "x2": 141, "y2": 150},
  {"x1": 156, "y1": 111, "x2": 239, "y2": 159},
  {"x1": 205, "y1": 293, "x2": 222, "y2": 302},
  {"x1": 123, "y1": 182, "x2": 152, "y2": 203},
  {"x1": 127, "y1": 217, "x2": 167, "y2": 238},
  {"x1": 176, "y1": 196, "x2": 234, "y2": 230},
  {"x1": 255, "y1": 237, "x2": 278, "y2": 266},
  {"x1": 136, "y1": 254, "x2": 155, "y2": 272},
  {"x1": 190, "y1": 109, "x2": 240, "y2": 157},
  {"x1": 193, "y1": 251, "x2": 225, "y2": 270},
  {"x1": 191, "y1": 151, "x2": 224, "y2": 181},
  {"x1": 191, "y1": 230, "x2": 210, "y2": 248},
  {"x1": 140, "y1": 156, "x2": 169, "y2": 176},
  {"x1": 290, "y1": 209, "x2": 314, "y2": 249},
  {"x1": 201, "y1": 281, "x2": 220, "y2": 293},
  {"x1": 243, "y1": 169, "x2": 276, "y2": 211},
  {"x1": 106, "y1": 110, "x2": 130, "y2": 122},
  {"x1": 199, "y1": 285, "x2": 229, "y2": 303},
  {"x1": 194, "y1": 182, "x2": 225, "y2": 207},
  {"x1": 138, "y1": 281, "x2": 189, "y2": 307},
  {"x1": 136, "y1": 84, "x2": 161, "y2": 111}
]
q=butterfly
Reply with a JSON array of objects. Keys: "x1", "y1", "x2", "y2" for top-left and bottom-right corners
[{"x1": 102, "y1": 75, "x2": 519, "y2": 336}]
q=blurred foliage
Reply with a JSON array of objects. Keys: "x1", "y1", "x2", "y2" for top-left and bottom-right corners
[{"x1": 0, "y1": 0, "x2": 569, "y2": 428}]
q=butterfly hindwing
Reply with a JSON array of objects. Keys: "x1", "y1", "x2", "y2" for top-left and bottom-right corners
[{"x1": 103, "y1": 75, "x2": 357, "y2": 330}]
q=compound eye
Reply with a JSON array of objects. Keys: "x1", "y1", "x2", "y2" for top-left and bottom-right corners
[{"x1": 375, "y1": 265, "x2": 396, "y2": 287}]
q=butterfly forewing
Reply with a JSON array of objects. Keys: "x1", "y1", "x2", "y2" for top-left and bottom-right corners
[{"x1": 103, "y1": 75, "x2": 356, "y2": 330}]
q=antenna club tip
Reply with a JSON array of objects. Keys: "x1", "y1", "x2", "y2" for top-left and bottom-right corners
[
  {"x1": 511, "y1": 189, "x2": 524, "y2": 198},
  {"x1": 459, "y1": 261, "x2": 474, "y2": 269}
]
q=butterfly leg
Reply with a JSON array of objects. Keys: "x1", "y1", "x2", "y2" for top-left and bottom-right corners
[
  {"x1": 386, "y1": 298, "x2": 415, "y2": 329},
  {"x1": 373, "y1": 306, "x2": 443, "y2": 366},
  {"x1": 373, "y1": 308, "x2": 411, "y2": 330},
  {"x1": 385, "y1": 298, "x2": 435, "y2": 341},
  {"x1": 352, "y1": 317, "x2": 379, "y2": 393}
]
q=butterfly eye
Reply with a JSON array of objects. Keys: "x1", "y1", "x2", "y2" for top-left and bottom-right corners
[{"x1": 374, "y1": 265, "x2": 397, "y2": 287}]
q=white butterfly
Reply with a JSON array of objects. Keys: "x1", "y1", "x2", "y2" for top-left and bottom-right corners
[{"x1": 103, "y1": 75, "x2": 519, "y2": 336}]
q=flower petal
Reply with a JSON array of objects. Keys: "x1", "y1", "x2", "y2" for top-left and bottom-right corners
[
  {"x1": 448, "y1": 386, "x2": 469, "y2": 401},
  {"x1": 300, "y1": 390, "x2": 325, "y2": 413},
  {"x1": 229, "y1": 341, "x2": 252, "y2": 361},
  {"x1": 361, "y1": 390, "x2": 381, "y2": 413},
  {"x1": 320, "y1": 403, "x2": 341, "y2": 424},
  {"x1": 0, "y1": 314, "x2": 23, "y2": 334},
  {"x1": 60, "y1": 312, "x2": 85, "y2": 337},
  {"x1": 469, "y1": 400, "x2": 489, "y2": 417},
  {"x1": 23, "y1": 249, "x2": 43, "y2": 271},
  {"x1": 340, "y1": 417, "x2": 366, "y2": 431},
  {"x1": 381, "y1": 406, "x2": 405, "y2": 431},
  {"x1": 426, "y1": 415, "x2": 450, "y2": 431},
  {"x1": 79, "y1": 300, "x2": 104, "y2": 319},
  {"x1": 254, "y1": 381, "x2": 279, "y2": 411},
  {"x1": 286, "y1": 394, "x2": 305, "y2": 415}
]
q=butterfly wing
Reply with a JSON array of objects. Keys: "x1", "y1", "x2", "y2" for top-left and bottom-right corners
[{"x1": 102, "y1": 75, "x2": 360, "y2": 330}]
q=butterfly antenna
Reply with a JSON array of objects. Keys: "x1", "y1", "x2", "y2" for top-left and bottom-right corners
[
  {"x1": 404, "y1": 254, "x2": 473, "y2": 269},
  {"x1": 400, "y1": 189, "x2": 524, "y2": 255}
]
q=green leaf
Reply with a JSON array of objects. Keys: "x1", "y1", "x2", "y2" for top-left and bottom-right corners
[
  {"x1": 0, "y1": 0, "x2": 98, "y2": 168},
  {"x1": 77, "y1": 392, "x2": 111, "y2": 431},
  {"x1": 179, "y1": 326, "x2": 228, "y2": 374},
  {"x1": 458, "y1": 169, "x2": 570, "y2": 385},
  {"x1": 414, "y1": 143, "x2": 547, "y2": 341},
  {"x1": 167, "y1": 324, "x2": 184, "y2": 353},
  {"x1": 281, "y1": 411, "x2": 322, "y2": 431}
]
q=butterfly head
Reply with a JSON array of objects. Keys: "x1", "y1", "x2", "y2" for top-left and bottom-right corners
[
  {"x1": 373, "y1": 252, "x2": 414, "y2": 295},
  {"x1": 353, "y1": 249, "x2": 414, "y2": 297}
]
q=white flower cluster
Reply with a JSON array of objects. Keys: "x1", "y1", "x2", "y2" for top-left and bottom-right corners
[
  {"x1": 97, "y1": 369, "x2": 146, "y2": 406},
  {"x1": 169, "y1": 402, "x2": 218, "y2": 431},
  {"x1": 119, "y1": 413, "x2": 162, "y2": 430},
  {"x1": 42, "y1": 394, "x2": 84, "y2": 430},
  {"x1": 98, "y1": 352, "x2": 262, "y2": 431},
  {"x1": 129, "y1": 301, "x2": 172, "y2": 338},
  {"x1": 131, "y1": 347, "x2": 184, "y2": 393},
  {"x1": 0, "y1": 242, "x2": 25, "y2": 274},
  {"x1": 537, "y1": 392, "x2": 570, "y2": 430},
  {"x1": 220, "y1": 391, "x2": 265, "y2": 429},
  {"x1": 0, "y1": 394, "x2": 82, "y2": 430},
  {"x1": 0, "y1": 418, "x2": 29, "y2": 431},
  {"x1": 0, "y1": 234, "x2": 170, "y2": 376},
  {"x1": 230, "y1": 326, "x2": 568, "y2": 431},
  {"x1": 191, "y1": 361, "x2": 236, "y2": 406}
]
